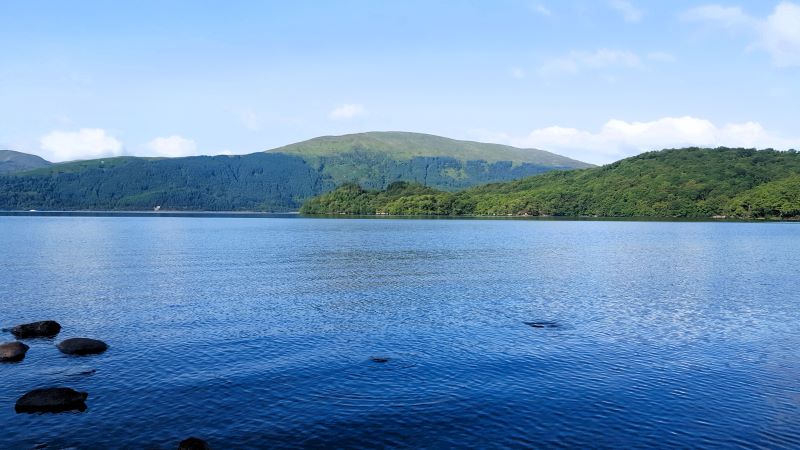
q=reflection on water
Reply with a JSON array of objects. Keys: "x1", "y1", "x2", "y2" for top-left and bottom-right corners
[{"x1": 0, "y1": 217, "x2": 799, "y2": 448}]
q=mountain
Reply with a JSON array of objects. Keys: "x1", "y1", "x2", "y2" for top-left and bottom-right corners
[
  {"x1": 301, "y1": 147, "x2": 800, "y2": 219},
  {"x1": 0, "y1": 132, "x2": 590, "y2": 211},
  {"x1": 270, "y1": 131, "x2": 589, "y2": 165},
  {"x1": 267, "y1": 132, "x2": 591, "y2": 192},
  {"x1": 0, "y1": 150, "x2": 52, "y2": 174}
]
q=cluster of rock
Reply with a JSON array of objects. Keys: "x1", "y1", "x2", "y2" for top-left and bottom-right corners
[
  {"x1": 3, "y1": 320, "x2": 210, "y2": 448},
  {"x1": 2, "y1": 320, "x2": 105, "y2": 414}
]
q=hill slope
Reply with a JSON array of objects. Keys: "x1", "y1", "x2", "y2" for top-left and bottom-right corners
[
  {"x1": 266, "y1": 131, "x2": 591, "y2": 192},
  {"x1": 0, "y1": 132, "x2": 589, "y2": 211},
  {"x1": 301, "y1": 148, "x2": 800, "y2": 219},
  {"x1": 0, "y1": 150, "x2": 52, "y2": 174},
  {"x1": 270, "y1": 131, "x2": 591, "y2": 166},
  {"x1": 0, "y1": 153, "x2": 332, "y2": 211}
]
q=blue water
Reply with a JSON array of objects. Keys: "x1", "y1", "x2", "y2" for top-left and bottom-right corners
[{"x1": 1, "y1": 216, "x2": 799, "y2": 449}]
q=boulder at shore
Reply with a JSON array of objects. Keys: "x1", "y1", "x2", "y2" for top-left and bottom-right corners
[
  {"x1": 0, "y1": 341, "x2": 30, "y2": 362},
  {"x1": 179, "y1": 437, "x2": 211, "y2": 450},
  {"x1": 10, "y1": 321, "x2": 62, "y2": 338},
  {"x1": 15, "y1": 387, "x2": 88, "y2": 413},
  {"x1": 57, "y1": 338, "x2": 108, "y2": 355}
]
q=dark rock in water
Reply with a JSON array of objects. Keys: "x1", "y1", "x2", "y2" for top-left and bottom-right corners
[
  {"x1": 15, "y1": 387, "x2": 88, "y2": 413},
  {"x1": 10, "y1": 321, "x2": 61, "y2": 338},
  {"x1": 524, "y1": 321, "x2": 560, "y2": 329},
  {"x1": 0, "y1": 341, "x2": 30, "y2": 362},
  {"x1": 370, "y1": 356, "x2": 390, "y2": 363},
  {"x1": 57, "y1": 338, "x2": 108, "y2": 355},
  {"x1": 179, "y1": 437, "x2": 211, "y2": 450}
]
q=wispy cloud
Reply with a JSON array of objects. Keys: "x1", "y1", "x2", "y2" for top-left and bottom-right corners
[
  {"x1": 328, "y1": 103, "x2": 366, "y2": 120},
  {"x1": 238, "y1": 109, "x2": 261, "y2": 131},
  {"x1": 682, "y1": 5, "x2": 754, "y2": 29},
  {"x1": 510, "y1": 67, "x2": 526, "y2": 79},
  {"x1": 531, "y1": 3, "x2": 552, "y2": 17},
  {"x1": 40, "y1": 128, "x2": 123, "y2": 162},
  {"x1": 609, "y1": 0, "x2": 643, "y2": 23},
  {"x1": 471, "y1": 116, "x2": 800, "y2": 164},
  {"x1": 683, "y1": 1, "x2": 800, "y2": 67},
  {"x1": 539, "y1": 49, "x2": 642, "y2": 76},
  {"x1": 646, "y1": 51, "x2": 677, "y2": 63}
]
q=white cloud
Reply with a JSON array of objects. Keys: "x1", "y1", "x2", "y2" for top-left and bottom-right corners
[
  {"x1": 609, "y1": 0, "x2": 643, "y2": 23},
  {"x1": 145, "y1": 135, "x2": 197, "y2": 157},
  {"x1": 683, "y1": 1, "x2": 800, "y2": 67},
  {"x1": 761, "y1": 2, "x2": 800, "y2": 66},
  {"x1": 540, "y1": 49, "x2": 642, "y2": 76},
  {"x1": 471, "y1": 116, "x2": 800, "y2": 164},
  {"x1": 40, "y1": 128, "x2": 123, "y2": 162},
  {"x1": 328, "y1": 103, "x2": 366, "y2": 120},
  {"x1": 510, "y1": 67, "x2": 526, "y2": 79}
]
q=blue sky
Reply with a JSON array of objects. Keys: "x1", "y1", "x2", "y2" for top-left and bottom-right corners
[{"x1": 1, "y1": 0, "x2": 798, "y2": 164}]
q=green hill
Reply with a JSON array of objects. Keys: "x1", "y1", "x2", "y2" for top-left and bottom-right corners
[
  {"x1": 270, "y1": 131, "x2": 590, "y2": 165},
  {"x1": 301, "y1": 147, "x2": 800, "y2": 219},
  {"x1": 266, "y1": 131, "x2": 591, "y2": 192},
  {"x1": 0, "y1": 150, "x2": 52, "y2": 174},
  {"x1": 0, "y1": 132, "x2": 589, "y2": 211}
]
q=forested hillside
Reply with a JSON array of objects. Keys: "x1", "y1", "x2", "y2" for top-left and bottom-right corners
[
  {"x1": 0, "y1": 154, "x2": 331, "y2": 211},
  {"x1": 301, "y1": 148, "x2": 800, "y2": 219},
  {"x1": 0, "y1": 132, "x2": 589, "y2": 211}
]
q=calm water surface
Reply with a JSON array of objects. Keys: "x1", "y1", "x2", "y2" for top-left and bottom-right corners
[{"x1": 1, "y1": 216, "x2": 799, "y2": 449}]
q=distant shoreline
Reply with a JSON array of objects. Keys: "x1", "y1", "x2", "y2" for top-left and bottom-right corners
[
  {"x1": 0, "y1": 210, "x2": 300, "y2": 218},
  {"x1": 1, "y1": 210, "x2": 796, "y2": 223}
]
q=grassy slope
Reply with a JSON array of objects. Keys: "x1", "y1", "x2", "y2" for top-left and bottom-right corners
[
  {"x1": 268, "y1": 131, "x2": 593, "y2": 167},
  {"x1": 301, "y1": 147, "x2": 800, "y2": 219}
]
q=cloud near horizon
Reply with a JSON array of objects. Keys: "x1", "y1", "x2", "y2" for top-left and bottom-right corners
[
  {"x1": 472, "y1": 116, "x2": 800, "y2": 165},
  {"x1": 40, "y1": 128, "x2": 124, "y2": 162},
  {"x1": 144, "y1": 135, "x2": 198, "y2": 158}
]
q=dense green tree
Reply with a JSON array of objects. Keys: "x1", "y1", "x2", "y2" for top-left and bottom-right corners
[
  {"x1": 0, "y1": 152, "x2": 574, "y2": 211},
  {"x1": 301, "y1": 147, "x2": 800, "y2": 219}
]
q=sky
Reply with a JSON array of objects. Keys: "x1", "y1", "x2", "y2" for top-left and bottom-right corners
[{"x1": 1, "y1": 0, "x2": 799, "y2": 165}]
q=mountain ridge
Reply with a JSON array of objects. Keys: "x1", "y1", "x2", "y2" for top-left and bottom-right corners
[{"x1": 0, "y1": 132, "x2": 589, "y2": 211}]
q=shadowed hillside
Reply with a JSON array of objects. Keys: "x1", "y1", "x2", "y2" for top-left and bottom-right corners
[{"x1": 0, "y1": 150, "x2": 52, "y2": 174}]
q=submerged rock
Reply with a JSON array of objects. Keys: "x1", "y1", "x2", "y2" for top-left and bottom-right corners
[
  {"x1": 524, "y1": 321, "x2": 560, "y2": 329},
  {"x1": 57, "y1": 338, "x2": 108, "y2": 355},
  {"x1": 0, "y1": 341, "x2": 30, "y2": 362},
  {"x1": 10, "y1": 321, "x2": 61, "y2": 338},
  {"x1": 179, "y1": 437, "x2": 211, "y2": 450},
  {"x1": 15, "y1": 387, "x2": 88, "y2": 413}
]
